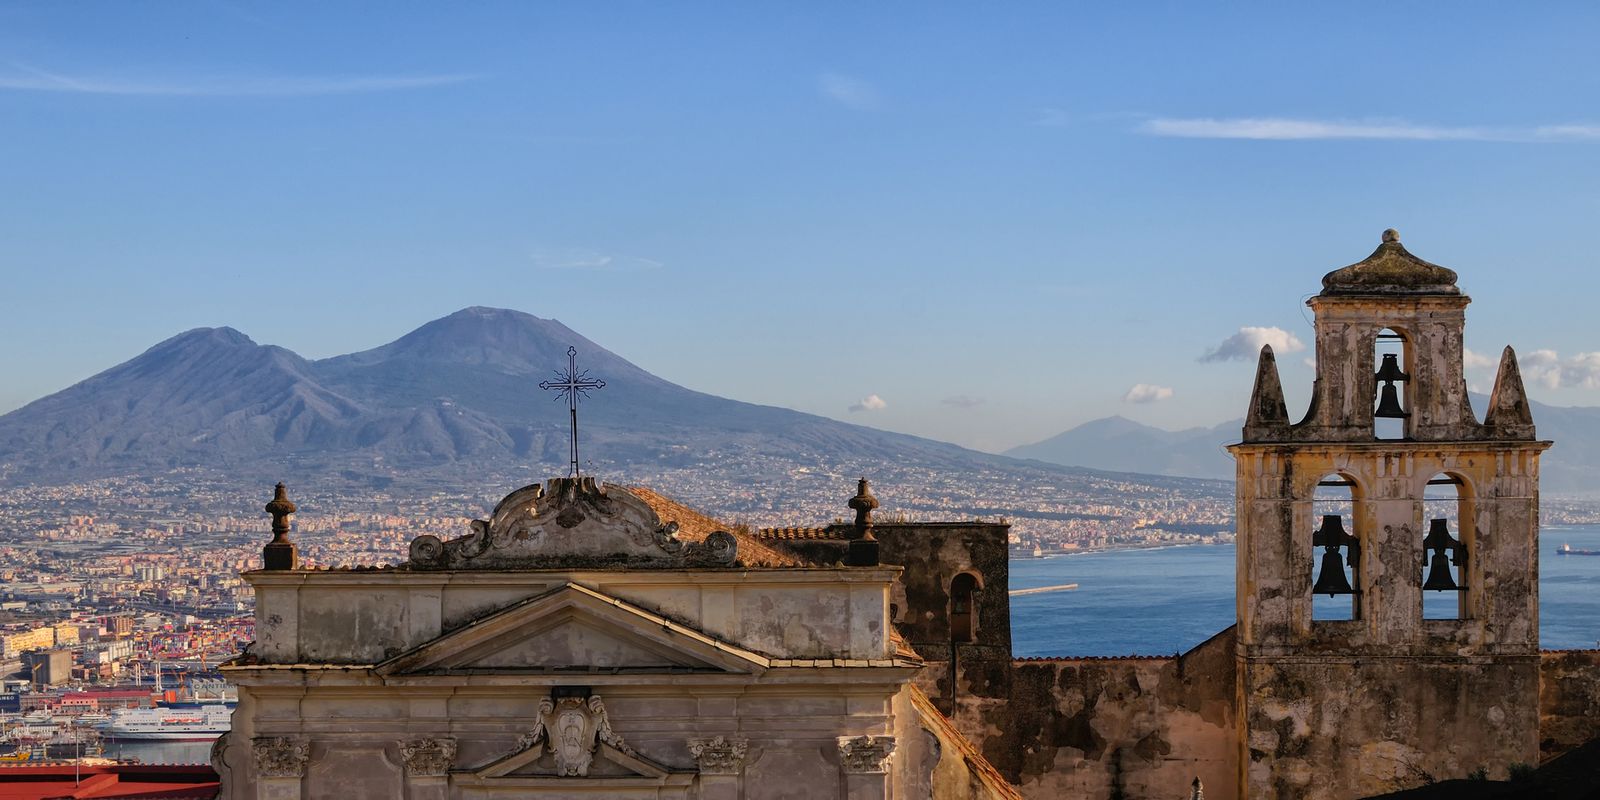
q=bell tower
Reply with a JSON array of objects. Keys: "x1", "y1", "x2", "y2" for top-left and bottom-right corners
[{"x1": 1229, "y1": 230, "x2": 1549, "y2": 799}]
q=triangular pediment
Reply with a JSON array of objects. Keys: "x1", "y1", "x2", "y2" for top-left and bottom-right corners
[{"x1": 376, "y1": 583, "x2": 770, "y2": 677}]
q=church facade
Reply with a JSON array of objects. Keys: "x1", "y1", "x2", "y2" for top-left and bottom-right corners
[
  {"x1": 220, "y1": 232, "x2": 1600, "y2": 799},
  {"x1": 218, "y1": 477, "x2": 1018, "y2": 799}
]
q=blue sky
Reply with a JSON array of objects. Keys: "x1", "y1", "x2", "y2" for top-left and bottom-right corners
[{"x1": 2, "y1": 3, "x2": 1598, "y2": 452}]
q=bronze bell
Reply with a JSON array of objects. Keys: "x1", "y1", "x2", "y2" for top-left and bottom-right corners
[
  {"x1": 1422, "y1": 518, "x2": 1465, "y2": 592},
  {"x1": 1311, "y1": 514, "x2": 1356, "y2": 596},
  {"x1": 1313, "y1": 547, "x2": 1355, "y2": 596},
  {"x1": 1374, "y1": 353, "x2": 1410, "y2": 419}
]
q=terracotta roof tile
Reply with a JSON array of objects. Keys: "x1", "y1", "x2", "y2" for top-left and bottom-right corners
[{"x1": 626, "y1": 486, "x2": 810, "y2": 568}]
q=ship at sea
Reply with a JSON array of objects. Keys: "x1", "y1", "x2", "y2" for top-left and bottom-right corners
[
  {"x1": 94, "y1": 703, "x2": 233, "y2": 742},
  {"x1": 1556, "y1": 543, "x2": 1600, "y2": 556}
]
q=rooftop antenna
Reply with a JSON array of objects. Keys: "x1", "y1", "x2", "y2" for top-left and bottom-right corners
[{"x1": 539, "y1": 347, "x2": 606, "y2": 477}]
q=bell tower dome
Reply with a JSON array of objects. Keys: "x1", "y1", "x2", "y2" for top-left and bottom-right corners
[{"x1": 1229, "y1": 230, "x2": 1550, "y2": 798}]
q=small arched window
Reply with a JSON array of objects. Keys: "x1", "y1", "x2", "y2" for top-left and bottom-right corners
[
  {"x1": 1423, "y1": 473, "x2": 1472, "y2": 620},
  {"x1": 1374, "y1": 327, "x2": 1410, "y2": 441},
  {"x1": 949, "y1": 572, "x2": 981, "y2": 643},
  {"x1": 1313, "y1": 474, "x2": 1361, "y2": 621}
]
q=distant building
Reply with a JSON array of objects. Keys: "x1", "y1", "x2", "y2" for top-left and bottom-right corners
[{"x1": 22, "y1": 648, "x2": 71, "y2": 687}]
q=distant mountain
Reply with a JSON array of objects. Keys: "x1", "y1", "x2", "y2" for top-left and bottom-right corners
[
  {"x1": 1009, "y1": 398, "x2": 1600, "y2": 495},
  {"x1": 0, "y1": 308, "x2": 1149, "y2": 495},
  {"x1": 1006, "y1": 416, "x2": 1239, "y2": 480}
]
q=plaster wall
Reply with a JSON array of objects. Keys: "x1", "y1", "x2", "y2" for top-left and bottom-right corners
[
  {"x1": 1539, "y1": 649, "x2": 1600, "y2": 762},
  {"x1": 249, "y1": 568, "x2": 895, "y2": 664}
]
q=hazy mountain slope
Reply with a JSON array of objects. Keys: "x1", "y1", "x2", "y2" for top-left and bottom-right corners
[
  {"x1": 0, "y1": 327, "x2": 366, "y2": 474},
  {"x1": 0, "y1": 307, "x2": 1102, "y2": 483},
  {"x1": 1006, "y1": 416, "x2": 1239, "y2": 479},
  {"x1": 1011, "y1": 397, "x2": 1600, "y2": 494}
]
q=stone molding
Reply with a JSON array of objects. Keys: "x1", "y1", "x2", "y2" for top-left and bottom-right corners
[
  {"x1": 252, "y1": 736, "x2": 310, "y2": 778},
  {"x1": 401, "y1": 736, "x2": 457, "y2": 777},
  {"x1": 837, "y1": 735, "x2": 896, "y2": 774},
  {"x1": 687, "y1": 735, "x2": 749, "y2": 775}
]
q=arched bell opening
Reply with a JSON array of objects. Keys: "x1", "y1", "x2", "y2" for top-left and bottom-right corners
[
  {"x1": 1422, "y1": 472, "x2": 1473, "y2": 620},
  {"x1": 949, "y1": 572, "x2": 982, "y2": 644},
  {"x1": 1312, "y1": 473, "x2": 1362, "y2": 621},
  {"x1": 1374, "y1": 327, "x2": 1411, "y2": 441}
]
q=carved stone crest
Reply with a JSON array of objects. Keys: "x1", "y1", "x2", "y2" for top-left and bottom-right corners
[
  {"x1": 408, "y1": 477, "x2": 737, "y2": 569},
  {"x1": 837, "y1": 735, "x2": 896, "y2": 774},
  {"x1": 401, "y1": 736, "x2": 457, "y2": 777},
  {"x1": 252, "y1": 736, "x2": 310, "y2": 778},
  {"x1": 687, "y1": 735, "x2": 748, "y2": 775},
  {"x1": 513, "y1": 693, "x2": 635, "y2": 777}
]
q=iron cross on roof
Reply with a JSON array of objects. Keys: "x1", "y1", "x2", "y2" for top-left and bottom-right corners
[{"x1": 539, "y1": 346, "x2": 607, "y2": 477}]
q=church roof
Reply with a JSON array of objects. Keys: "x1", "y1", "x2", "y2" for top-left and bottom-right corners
[
  {"x1": 626, "y1": 486, "x2": 810, "y2": 568},
  {"x1": 1320, "y1": 229, "x2": 1459, "y2": 296}
]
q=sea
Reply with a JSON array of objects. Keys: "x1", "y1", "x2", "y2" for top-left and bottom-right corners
[
  {"x1": 1011, "y1": 524, "x2": 1600, "y2": 657},
  {"x1": 93, "y1": 526, "x2": 1600, "y2": 765}
]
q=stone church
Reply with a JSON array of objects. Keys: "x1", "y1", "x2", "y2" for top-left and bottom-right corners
[{"x1": 219, "y1": 231, "x2": 1600, "y2": 799}]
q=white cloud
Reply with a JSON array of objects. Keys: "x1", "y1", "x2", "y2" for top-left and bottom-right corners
[
  {"x1": 1122, "y1": 384, "x2": 1174, "y2": 404},
  {"x1": 530, "y1": 248, "x2": 662, "y2": 271},
  {"x1": 1463, "y1": 348, "x2": 1497, "y2": 370},
  {"x1": 1139, "y1": 116, "x2": 1600, "y2": 143},
  {"x1": 1199, "y1": 326, "x2": 1306, "y2": 363},
  {"x1": 942, "y1": 395, "x2": 985, "y2": 409},
  {"x1": 819, "y1": 73, "x2": 878, "y2": 110},
  {"x1": 849, "y1": 394, "x2": 887, "y2": 413},
  {"x1": 0, "y1": 62, "x2": 478, "y2": 96},
  {"x1": 1518, "y1": 349, "x2": 1600, "y2": 390}
]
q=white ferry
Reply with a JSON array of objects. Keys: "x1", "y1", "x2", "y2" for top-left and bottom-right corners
[{"x1": 94, "y1": 703, "x2": 233, "y2": 741}]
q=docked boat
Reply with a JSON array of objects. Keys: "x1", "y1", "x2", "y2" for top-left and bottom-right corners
[
  {"x1": 1556, "y1": 543, "x2": 1600, "y2": 556},
  {"x1": 94, "y1": 703, "x2": 233, "y2": 741}
]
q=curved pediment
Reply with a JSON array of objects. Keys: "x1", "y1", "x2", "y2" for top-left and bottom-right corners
[{"x1": 407, "y1": 477, "x2": 738, "y2": 569}]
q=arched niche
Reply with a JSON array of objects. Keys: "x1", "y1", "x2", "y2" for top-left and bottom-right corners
[
  {"x1": 1374, "y1": 326, "x2": 1411, "y2": 441},
  {"x1": 1422, "y1": 471, "x2": 1474, "y2": 620},
  {"x1": 949, "y1": 572, "x2": 982, "y2": 643},
  {"x1": 1312, "y1": 472, "x2": 1363, "y2": 621}
]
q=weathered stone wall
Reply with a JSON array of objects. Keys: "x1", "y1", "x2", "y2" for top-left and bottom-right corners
[
  {"x1": 1539, "y1": 649, "x2": 1600, "y2": 762},
  {"x1": 933, "y1": 627, "x2": 1237, "y2": 799}
]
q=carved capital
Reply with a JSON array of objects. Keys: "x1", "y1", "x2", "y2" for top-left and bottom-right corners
[
  {"x1": 252, "y1": 736, "x2": 310, "y2": 778},
  {"x1": 687, "y1": 735, "x2": 748, "y2": 775},
  {"x1": 837, "y1": 735, "x2": 895, "y2": 774},
  {"x1": 401, "y1": 736, "x2": 457, "y2": 777}
]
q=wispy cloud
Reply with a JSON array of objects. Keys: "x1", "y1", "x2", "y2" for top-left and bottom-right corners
[
  {"x1": 0, "y1": 62, "x2": 478, "y2": 97},
  {"x1": 818, "y1": 72, "x2": 878, "y2": 111},
  {"x1": 849, "y1": 394, "x2": 887, "y2": 413},
  {"x1": 1521, "y1": 349, "x2": 1600, "y2": 390},
  {"x1": 1200, "y1": 326, "x2": 1306, "y2": 363},
  {"x1": 942, "y1": 395, "x2": 985, "y2": 409},
  {"x1": 1463, "y1": 348, "x2": 1497, "y2": 370},
  {"x1": 530, "y1": 248, "x2": 662, "y2": 272},
  {"x1": 1123, "y1": 384, "x2": 1174, "y2": 404},
  {"x1": 1140, "y1": 116, "x2": 1600, "y2": 143}
]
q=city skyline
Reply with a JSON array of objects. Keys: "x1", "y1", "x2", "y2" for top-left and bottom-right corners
[{"x1": 4, "y1": 3, "x2": 1600, "y2": 453}]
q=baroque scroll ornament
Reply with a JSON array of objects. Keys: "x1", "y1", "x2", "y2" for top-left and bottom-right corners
[
  {"x1": 837, "y1": 735, "x2": 896, "y2": 774},
  {"x1": 251, "y1": 736, "x2": 310, "y2": 778},
  {"x1": 687, "y1": 735, "x2": 749, "y2": 775},
  {"x1": 514, "y1": 694, "x2": 635, "y2": 777},
  {"x1": 401, "y1": 737, "x2": 457, "y2": 777}
]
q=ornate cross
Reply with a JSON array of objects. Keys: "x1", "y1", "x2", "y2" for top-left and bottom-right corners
[{"x1": 539, "y1": 346, "x2": 606, "y2": 477}]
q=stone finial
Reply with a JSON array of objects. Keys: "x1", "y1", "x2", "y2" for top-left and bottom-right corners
[
  {"x1": 1242, "y1": 345, "x2": 1291, "y2": 441},
  {"x1": 262, "y1": 482, "x2": 298, "y2": 570},
  {"x1": 837, "y1": 735, "x2": 896, "y2": 773},
  {"x1": 1382, "y1": 228, "x2": 1400, "y2": 243},
  {"x1": 687, "y1": 735, "x2": 749, "y2": 775},
  {"x1": 1191, "y1": 777, "x2": 1204, "y2": 800},
  {"x1": 848, "y1": 478, "x2": 878, "y2": 536},
  {"x1": 400, "y1": 737, "x2": 457, "y2": 777},
  {"x1": 251, "y1": 736, "x2": 309, "y2": 778},
  {"x1": 1485, "y1": 345, "x2": 1536, "y2": 439},
  {"x1": 845, "y1": 478, "x2": 881, "y2": 567}
]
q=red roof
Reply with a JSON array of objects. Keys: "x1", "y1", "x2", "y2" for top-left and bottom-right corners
[{"x1": 0, "y1": 764, "x2": 217, "y2": 800}]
